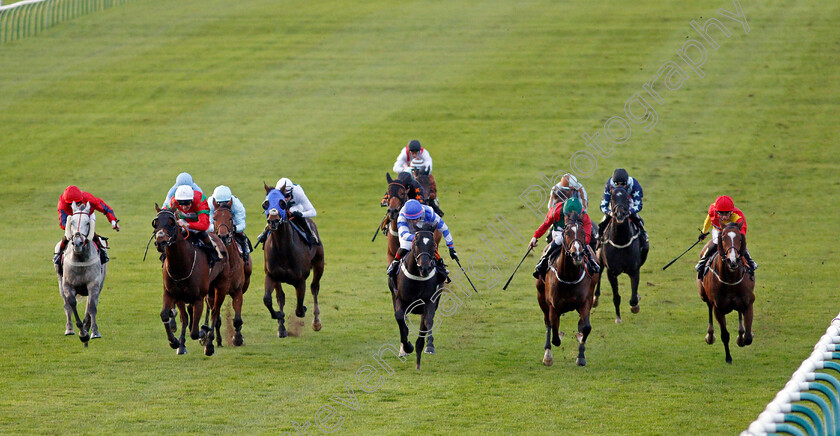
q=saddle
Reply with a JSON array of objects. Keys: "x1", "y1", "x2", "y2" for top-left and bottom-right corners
[{"x1": 290, "y1": 218, "x2": 320, "y2": 246}]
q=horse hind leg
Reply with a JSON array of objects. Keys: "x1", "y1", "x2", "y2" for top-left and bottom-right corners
[
  {"x1": 310, "y1": 254, "x2": 324, "y2": 331},
  {"x1": 542, "y1": 325, "x2": 554, "y2": 366},
  {"x1": 232, "y1": 291, "x2": 245, "y2": 346},
  {"x1": 737, "y1": 306, "x2": 754, "y2": 347}
]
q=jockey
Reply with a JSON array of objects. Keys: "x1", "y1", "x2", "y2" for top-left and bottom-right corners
[
  {"x1": 54, "y1": 185, "x2": 119, "y2": 267},
  {"x1": 410, "y1": 157, "x2": 445, "y2": 217},
  {"x1": 208, "y1": 185, "x2": 252, "y2": 262},
  {"x1": 167, "y1": 185, "x2": 225, "y2": 264},
  {"x1": 547, "y1": 174, "x2": 591, "y2": 239},
  {"x1": 393, "y1": 139, "x2": 433, "y2": 174},
  {"x1": 599, "y1": 168, "x2": 648, "y2": 255},
  {"x1": 256, "y1": 178, "x2": 320, "y2": 246},
  {"x1": 163, "y1": 172, "x2": 203, "y2": 208},
  {"x1": 695, "y1": 195, "x2": 758, "y2": 279},
  {"x1": 530, "y1": 197, "x2": 600, "y2": 279},
  {"x1": 387, "y1": 199, "x2": 458, "y2": 284}
]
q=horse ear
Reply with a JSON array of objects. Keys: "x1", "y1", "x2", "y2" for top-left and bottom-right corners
[
  {"x1": 155, "y1": 203, "x2": 161, "y2": 213},
  {"x1": 386, "y1": 173, "x2": 393, "y2": 183},
  {"x1": 212, "y1": 199, "x2": 218, "y2": 209},
  {"x1": 264, "y1": 182, "x2": 272, "y2": 194},
  {"x1": 735, "y1": 221, "x2": 743, "y2": 230},
  {"x1": 84, "y1": 202, "x2": 91, "y2": 213}
]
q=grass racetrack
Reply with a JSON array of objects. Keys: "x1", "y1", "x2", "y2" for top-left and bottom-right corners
[{"x1": 1, "y1": 0, "x2": 839, "y2": 434}]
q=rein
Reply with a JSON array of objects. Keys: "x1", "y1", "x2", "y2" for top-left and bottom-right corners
[
  {"x1": 710, "y1": 245, "x2": 746, "y2": 286},
  {"x1": 549, "y1": 264, "x2": 586, "y2": 284}
]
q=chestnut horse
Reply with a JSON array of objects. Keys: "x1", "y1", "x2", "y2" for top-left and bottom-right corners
[
  {"x1": 595, "y1": 186, "x2": 643, "y2": 322},
  {"x1": 262, "y1": 184, "x2": 325, "y2": 337},
  {"x1": 389, "y1": 225, "x2": 439, "y2": 370},
  {"x1": 207, "y1": 203, "x2": 252, "y2": 346},
  {"x1": 536, "y1": 212, "x2": 599, "y2": 366},
  {"x1": 697, "y1": 222, "x2": 755, "y2": 363},
  {"x1": 153, "y1": 206, "x2": 229, "y2": 356}
]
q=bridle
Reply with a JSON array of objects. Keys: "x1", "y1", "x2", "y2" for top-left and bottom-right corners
[
  {"x1": 712, "y1": 228, "x2": 746, "y2": 285},
  {"x1": 264, "y1": 194, "x2": 289, "y2": 230},
  {"x1": 401, "y1": 229, "x2": 436, "y2": 281},
  {"x1": 69, "y1": 209, "x2": 92, "y2": 247},
  {"x1": 153, "y1": 209, "x2": 180, "y2": 248},
  {"x1": 214, "y1": 206, "x2": 235, "y2": 245}
]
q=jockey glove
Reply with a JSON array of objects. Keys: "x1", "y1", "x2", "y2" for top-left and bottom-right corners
[
  {"x1": 698, "y1": 232, "x2": 709, "y2": 242},
  {"x1": 291, "y1": 211, "x2": 303, "y2": 218},
  {"x1": 449, "y1": 247, "x2": 458, "y2": 261}
]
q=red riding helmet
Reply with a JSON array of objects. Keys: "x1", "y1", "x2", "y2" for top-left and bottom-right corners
[
  {"x1": 63, "y1": 185, "x2": 83, "y2": 204},
  {"x1": 714, "y1": 195, "x2": 735, "y2": 212}
]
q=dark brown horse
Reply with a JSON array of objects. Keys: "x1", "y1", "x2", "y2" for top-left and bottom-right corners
[
  {"x1": 389, "y1": 225, "x2": 440, "y2": 370},
  {"x1": 697, "y1": 222, "x2": 755, "y2": 363},
  {"x1": 207, "y1": 203, "x2": 252, "y2": 346},
  {"x1": 383, "y1": 174, "x2": 408, "y2": 265},
  {"x1": 153, "y1": 206, "x2": 229, "y2": 356},
  {"x1": 595, "y1": 186, "x2": 643, "y2": 322},
  {"x1": 536, "y1": 212, "x2": 598, "y2": 366},
  {"x1": 262, "y1": 183, "x2": 325, "y2": 337}
]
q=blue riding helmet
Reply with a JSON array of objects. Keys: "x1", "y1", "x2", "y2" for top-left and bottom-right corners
[
  {"x1": 404, "y1": 199, "x2": 423, "y2": 220},
  {"x1": 263, "y1": 189, "x2": 287, "y2": 220}
]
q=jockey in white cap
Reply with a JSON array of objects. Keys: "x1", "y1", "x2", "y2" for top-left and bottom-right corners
[
  {"x1": 208, "y1": 185, "x2": 252, "y2": 262},
  {"x1": 163, "y1": 172, "x2": 203, "y2": 209},
  {"x1": 256, "y1": 178, "x2": 319, "y2": 246}
]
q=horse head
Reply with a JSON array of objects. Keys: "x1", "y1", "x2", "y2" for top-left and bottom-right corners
[
  {"x1": 411, "y1": 223, "x2": 437, "y2": 277},
  {"x1": 610, "y1": 186, "x2": 630, "y2": 224},
  {"x1": 263, "y1": 188, "x2": 289, "y2": 231},
  {"x1": 386, "y1": 173, "x2": 408, "y2": 222},
  {"x1": 153, "y1": 204, "x2": 181, "y2": 253},
  {"x1": 719, "y1": 222, "x2": 745, "y2": 271},
  {"x1": 212, "y1": 200, "x2": 235, "y2": 245},
  {"x1": 68, "y1": 201, "x2": 94, "y2": 254},
  {"x1": 562, "y1": 212, "x2": 586, "y2": 266}
]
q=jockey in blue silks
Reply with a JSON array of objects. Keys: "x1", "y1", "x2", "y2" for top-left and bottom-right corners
[
  {"x1": 387, "y1": 199, "x2": 458, "y2": 285},
  {"x1": 208, "y1": 185, "x2": 252, "y2": 262}
]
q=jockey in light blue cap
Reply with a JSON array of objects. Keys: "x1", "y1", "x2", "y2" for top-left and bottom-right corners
[
  {"x1": 163, "y1": 172, "x2": 203, "y2": 208},
  {"x1": 208, "y1": 185, "x2": 252, "y2": 262},
  {"x1": 387, "y1": 199, "x2": 458, "y2": 285}
]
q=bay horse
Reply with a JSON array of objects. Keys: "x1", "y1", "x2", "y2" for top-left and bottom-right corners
[
  {"x1": 536, "y1": 212, "x2": 598, "y2": 366},
  {"x1": 153, "y1": 205, "x2": 229, "y2": 356},
  {"x1": 262, "y1": 183, "x2": 325, "y2": 337},
  {"x1": 206, "y1": 203, "x2": 252, "y2": 346},
  {"x1": 697, "y1": 222, "x2": 755, "y2": 363},
  {"x1": 56, "y1": 201, "x2": 105, "y2": 346},
  {"x1": 595, "y1": 186, "x2": 643, "y2": 322},
  {"x1": 389, "y1": 224, "x2": 440, "y2": 370}
]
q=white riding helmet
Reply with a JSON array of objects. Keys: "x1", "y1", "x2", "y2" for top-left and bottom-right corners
[
  {"x1": 275, "y1": 177, "x2": 293, "y2": 194},
  {"x1": 410, "y1": 157, "x2": 427, "y2": 172},
  {"x1": 174, "y1": 185, "x2": 194, "y2": 201},
  {"x1": 213, "y1": 185, "x2": 232, "y2": 202}
]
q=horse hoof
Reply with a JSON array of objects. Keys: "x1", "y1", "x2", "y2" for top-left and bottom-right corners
[
  {"x1": 234, "y1": 335, "x2": 244, "y2": 346},
  {"x1": 79, "y1": 334, "x2": 90, "y2": 343},
  {"x1": 92, "y1": 332, "x2": 101, "y2": 339},
  {"x1": 424, "y1": 346, "x2": 436, "y2": 355},
  {"x1": 744, "y1": 335, "x2": 753, "y2": 346},
  {"x1": 169, "y1": 341, "x2": 179, "y2": 349},
  {"x1": 736, "y1": 336, "x2": 745, "y2": 347},
  {"x1": 615, "y1": 318, "x2": 622, "y2": 324},
  {"x1": 705, "y1": 333, "x2": 715, "y2": 345},
  {"x1": 278, "y1": 329, "x2": 288, "y2": 338},
  {"x1": 630, "y1": 305, "x2": 640, "y2": 314},
  {"x1": 543, "y1": 350, "x2": 554, "y2": 366},
  {"x1": 205, "y1": 345, "x2": 215, "y2": 357},
  {"x1": 400, "y1": 343, "x2": 413, "y2": 356},
  {"x1": 576, "y1": 357, "x2": 587, "y2": 366},
  {"x1": 726, "y1": 356, "x2": 732, "y2": 364},
  {"x1": 177, "y1": 347, "x2": 187, "y2": 355},
  {"x1": 65, "y1": 329, "x2": 75, "y2": 336},
  {"x1": 312, "y1": 321, "x2": 322, "y2": 332},
  {"x1": 296, "y1": 306, "x2": 307, "y2": 318}
]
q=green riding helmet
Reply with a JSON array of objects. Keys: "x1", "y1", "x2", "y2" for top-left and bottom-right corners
[{"x1": 563, "y1": 197, "x2": 583, "y2": 215}]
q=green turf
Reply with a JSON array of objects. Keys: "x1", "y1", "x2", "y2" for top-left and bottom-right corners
[{"x1": 2, "y1": 0, "x2": 839, "y2": 434}]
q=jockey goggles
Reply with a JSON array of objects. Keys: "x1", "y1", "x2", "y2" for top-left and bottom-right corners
[{"x1": 176, "y1": 199, "x2": 193, "y2": 206}]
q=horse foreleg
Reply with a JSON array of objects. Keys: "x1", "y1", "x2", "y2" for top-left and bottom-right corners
[
  {"x1": 61, "y1": 282, "x2": 75, "y2": 336},
  {"x1": 608, "y1": 272, "x2": 622, "y2": 324},
  {"x1": 537, "y1": 283, "x2": 553, "y2": 366},
  {"x1": 629, "y1": 271, "x2": 641, "y2": 314},
  {"x1": 704, "y1": 300, "x2": 715, "y2": 345},
  {"x1": 293, "y1": 281, "x2": 307, "y2": 319},
  {"x1": 64, "y1": 286, "x2": 88, "y2": 342},
  {"x1": 177, "y1": 302, "x2": 188, "y2": 355},
  {"x1": 205, "y1": 288, "x2": 225, "y2": 356},
  {"x1": 310, "y1": 255, "x2": 324, "y2": 332},
  {"x1": 190, "y1": 297, "x2": 205, "y2": 342},
  {"x1": 232, "y1": 291, "x2": 245, "y2": 346},
  {"x1": 576, "y1": 305, "x2": 593, "y2": 366},
  {"x1": 415, "y1": 313, "x2": 427, "y2": 371},
  {"x1": 394, "y1": 301, "x2": 413, "y2": 356},
  {"x1": 161, "y1": 294, "x2": 180, "y2": 351},
  {"x1": 423, "y1": 303, "x2": 437, "y2": 355},
  {"x1": 549, "y1": 305, "x2": 562, "y2": 347},
  {"x1": 714, "y1": 308, "x2": 732, "y2": 364},
  {"x1": 740, "y1": 304, "x2": 754, "y2": 347},
  {"x1": 593, "y1": 270, "x2": 601, "y2": 308},
  {"x1": 86, "y1": 282, "x2": 102, "y2": 339},
  {"x1": 262, "y1": 275, "x2": 280, "y2": 319}
]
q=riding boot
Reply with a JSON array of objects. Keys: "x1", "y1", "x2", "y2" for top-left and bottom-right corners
[
  {"x1": 632, "y1": 214, "x2": 649, "y2": 266},
  {"x1": 598, "y1": 215, "x2": 611, "y2": 236},
  {"x1": 235, "y1": 232, "x2": 250, "y2": 262},
  {"x1": 54, "y1": 237, "x2": 68, "y2": 274},
  {"x1": 585, "y1": 245, "x2": 601, "y2": 274},
  {"x1": 696, "y1": 242, "x2": 717, "y2": 280},
  {"x1": 306, "y1": 221, "x2": 321, "y2": 246},
  {"x1": 430, "y1": 199, "x2": 445, "y2": 217},
  {"x1": 435, "y1": 259, "x2": 450, "y2": 285},
  {"x1": 255, "y1": 225, "x2": 269, "y2": 248},
  {"x1": 199, "y1": 231, "x2": 224, "y2": 267},
  {"x1": 743, "y1": 248, "x2": 758, "y2": 278},
  {"x1": 95, "y1": 235, "x2": 109, "y2": 264},
  {"x1": 533, "y1": 247, "x2": 552, "y2": 279}
]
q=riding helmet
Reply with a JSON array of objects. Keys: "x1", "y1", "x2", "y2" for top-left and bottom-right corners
[
  {"x1": 714, "y1": 195, "x2": 735, "y2": 212},
  {"x1": 612, "y1": 168, "x2": 629, "y2": 185},
  {"x1": 408, "y1": 140, "x2": 422, "y2": 152},
  {"x1": 404, "y1": 199, "x2": 424, "y2": 220}
]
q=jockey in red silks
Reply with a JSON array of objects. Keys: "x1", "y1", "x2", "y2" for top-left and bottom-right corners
[
  {"x1": 695, "y1": 195, "x2": 758, "y2": 279},
  {"x1": 54, "y1": 185, "x2": 119, "y2": 267},
  {"x1": 166, "y1": 185, "x2": 225, "y2": 263},
  {"x1": 529, "y1": 197, "x2": 600, "y2": 279}
]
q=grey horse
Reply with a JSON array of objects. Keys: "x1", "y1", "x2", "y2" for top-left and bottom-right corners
[{"x1": 55, "y1": 201, "x2": 106, "y2": 346}]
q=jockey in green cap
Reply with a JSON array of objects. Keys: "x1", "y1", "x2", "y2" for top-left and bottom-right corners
[{"x1": 529, "y1": 197, "x2": 600, "y2": 279}]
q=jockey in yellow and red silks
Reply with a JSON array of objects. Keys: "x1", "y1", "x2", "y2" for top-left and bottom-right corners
[{"x1": 695, "y1": 195, "x2": 758, "y2": 279}]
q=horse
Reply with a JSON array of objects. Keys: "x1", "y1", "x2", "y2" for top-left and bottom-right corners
[
  {"x1": 594, "y1": 186, "x2": 643, "y2": 323},
  {"x1": 383, "y1": 173, "x2": 408, "y2": 265},
  {"x1": 389, "y1": 224, "x2": 440, "y2": 370},
  {"x1": 262, "y1": 183, "x2": 325, "y2": 337},
  {"x1": 56, "y1": 201, "x2": 106, "y2": 346},
  {"x1": 204, "y1": 202, "x2": 252, "y2": 346},
  {"x1": 697, "y1": 222, "x2": 755, "y2": 363},
  {"x1": 536, "y1": 212, "x2": 598, "y2": 366},
  {"x1": 153, "y1": 205, "x2": 229, "y2": 356}
]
